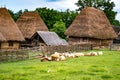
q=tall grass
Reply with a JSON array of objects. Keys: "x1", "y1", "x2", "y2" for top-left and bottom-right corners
[{"x1": 0, "y1": 50, "x2": 120, "y2": 80}]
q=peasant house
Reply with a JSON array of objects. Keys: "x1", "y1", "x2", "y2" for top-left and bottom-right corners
[
  {"x1": 0, "y1": 8, "x2": 24, "y2": 50},
  {"x1": 16, "y1": 11, "x2": 49, "y2": 47},
  {"x1": 65, "y1": 7, "x2": 117, "y2": 46}
]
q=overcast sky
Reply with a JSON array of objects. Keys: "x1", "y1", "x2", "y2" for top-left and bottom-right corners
[{"x1": 0, "y1": 0, "x2": 120, "y2": 21}]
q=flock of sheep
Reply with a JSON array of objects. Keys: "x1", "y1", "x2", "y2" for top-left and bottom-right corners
[{"x1": 40, "y1": 51, "x2": 103, "y2": 62}]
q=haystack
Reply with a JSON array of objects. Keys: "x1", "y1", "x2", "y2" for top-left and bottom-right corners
[
  {"x1": 0, "y1": 8, "x2": 25, "y2": 49},
  {"x1": 65, "y1": 7, "x2": 117, "y2": 46},
  {"x1": 16, "y1": 11, "x2": 49, "y2": 39}
]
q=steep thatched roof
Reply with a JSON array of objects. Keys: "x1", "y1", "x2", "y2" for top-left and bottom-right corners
[
  {"x1": 0, "y1": 32, "x2": 6, "y2": 41},
  {"x1": 0, "y1": 8, "x2": 25, "y2": 41},
  {"x1": 65, "y1": 7, "x2": 117, "y2": 39},
  {"x1": 16, "y1": 11, "x2": 49, "y2": 39},
  {"x1": 31, "y1": 31, "x2": 68, "y2": 45}
]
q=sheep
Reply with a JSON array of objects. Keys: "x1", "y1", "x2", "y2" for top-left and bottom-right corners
[
  {"x1": 50, "y1": 52, "x2": 60, "y2": 61},
  {"x1": 84, "y1": 53, "x2": 91, "y2": 56},
  {"x1": 90, "y1": 52, "x2": 98, "y2": 56},
  {"x1": 97, "y1": 51, "x2": 103, "y2": 55},
  {"x1": 59, "y1": 55, "x2": 66, "y2": 61},
  {"x1": 62, "y1": 52, "x2": 71, "y2": 57},
  {"x1": 68, "y1": 53, "x2": 75, "y2": 58},
  {"x1": 41, "y1": 57, "x2": 52, "y2": 62},
  {"x1": 74, "y1": 53, "x2": 84, "y2": 57}
]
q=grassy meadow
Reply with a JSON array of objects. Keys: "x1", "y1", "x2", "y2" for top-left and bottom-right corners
[{"x1": 0, "y1": 49, "x2": 120, "y2": 80}]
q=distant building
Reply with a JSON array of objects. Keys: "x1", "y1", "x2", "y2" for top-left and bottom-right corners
[
  {"x1": 65, "y1": 7, "x2": 117, "y2": 46},
  {"x1": 31, "y1": 31, "x2": 68, "y2": 46},
  {"x1": 0, "y1": 8, "x2": 24, "y2": 50},
  {"x1": 16, "y1": 11, "x2": 49, "y2": 47},
  {"x1": 112, "y1": 26, "x2": 120, "y2": 43}
]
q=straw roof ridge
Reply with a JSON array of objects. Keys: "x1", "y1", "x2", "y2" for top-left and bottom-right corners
[
  {"x1": 65, "y1": 7, "x2": 117, "y2": 39},
  {"x1": 16, "y1": 11, "x2": 49, "y2": 39},
  {"x1": 0, "y1": 8, "x2": 25, "y2": 41}
]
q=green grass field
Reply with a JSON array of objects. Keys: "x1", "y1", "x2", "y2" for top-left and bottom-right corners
[{"x1": 0, "y1": 50, "x2": 120, "y2": 80}]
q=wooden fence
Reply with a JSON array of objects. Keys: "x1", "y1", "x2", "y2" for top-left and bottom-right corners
[
  {"x1": 41, "y1": 44, "x2": 92, "y2": 55},
  {"x1": 109, "y1": 44, "x2": 120, "y2": 50},
  {"x1": 0, "y1": 50, "x2": 29, "y2": 62}
]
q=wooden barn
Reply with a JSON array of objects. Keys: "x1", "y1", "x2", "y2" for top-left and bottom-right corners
[
  {"x1": 112, "y1": 26, "x2": 120, "y2": 43},
  {"x1": 31, "y1": 31, "x2": 68, "y2": 46},
  {"x1": 65, "y1": 7, "x2": 117, "y2": 46},
  {"x1": 0, "y1": 8, "x2": 25, "y2": 50},
  {"x1": 16, "y1": 11, "x2": 49, "y2": 47}
]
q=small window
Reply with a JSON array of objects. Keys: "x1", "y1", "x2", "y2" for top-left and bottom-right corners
[{"x1": 9, "y1": 42, "x2": 13, "y2": 46}]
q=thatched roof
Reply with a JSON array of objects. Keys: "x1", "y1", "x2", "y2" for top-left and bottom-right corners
[
  {"x1": 16, "y1": 11, "x2": 49, "y2": 39},
  {"x1": 65, "y1": 7, "x2": 117, "y2": 39},
  {"x1": 31, "y1": 31, "x2": 68, "y2": 45},
  {"x1": 0, "y1": 32, "x2": 6, "y2": 41},
  {"x1": 0, "y1": 8, "x2": 25, "y2": 41}
]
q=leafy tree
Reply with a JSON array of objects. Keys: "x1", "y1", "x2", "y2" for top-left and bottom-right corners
[
  {"x1": 50, "y1": 19, "x2": 66, "y2": 39},
  {"x1": 61, "y1": 9, "x2": 78, "y2": 28},
  {"x1": 36, "y1": 7, "x2": 61, "y2": 29},
  {"x1": 76, "y1": 0, "x2": 120, "y2": 26},
  {"x1": 8, "y1": 9, "x2": 16, "y2": 21},
  {"x1": 36, "y1": 7, "x2": 78, "y2": 29}
]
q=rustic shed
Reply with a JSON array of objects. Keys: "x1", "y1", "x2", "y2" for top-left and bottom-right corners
[
  {"x1": 16, "y1": 11, "x2": 49, "y2": 47},
  {"x1": 31, "y1": 31, "x2": 68, "y2": 46},
  {"x1": 65, "y1": 7, "x2": 117, "y2": 46},
  {"x1": 0, "y1": 8, "x2": 25, "y2": 50}
]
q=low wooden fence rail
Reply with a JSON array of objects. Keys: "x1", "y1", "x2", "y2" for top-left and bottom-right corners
[
  {"x1": 0, "y1": 50, "x2": 29, "y2": 62},
  {"x1": 41, "y1": 44, "x2": 92, "y2": 55},
  {"x1": 109, "y1": 44, "x2": 120, "y2": 50}
]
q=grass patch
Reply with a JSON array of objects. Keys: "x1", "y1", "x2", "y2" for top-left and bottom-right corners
[{"x1": 0, "y1": 50, "x2": 120, "y2": 80}]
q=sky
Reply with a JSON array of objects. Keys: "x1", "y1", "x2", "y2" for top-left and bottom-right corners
[{"x1": 0, "y1": 0, "x2": 120, "y2": 21}]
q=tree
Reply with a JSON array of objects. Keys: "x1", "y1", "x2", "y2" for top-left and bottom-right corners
[
  {"x1": 36, "y1": 7, "x2": 78, "y2": 29},
  {"x1": 50, "y1": 19, "x2": 66, "y2": 39},
  {"x1": 76, "y1": 0, "x2": 120, "y2": 26},
  {"x1": 61, "y1": 9, "x2": 78, "y2": 28},
  {"x1": 36, "y1": 7, "x2": 61, "y2": 29},
  {"x1": 8, "y1": 9, "x2": 16, "y2": 21}
]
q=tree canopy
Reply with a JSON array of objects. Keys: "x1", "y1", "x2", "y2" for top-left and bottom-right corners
[{"x1": 50, "y1": 19, "x2": 66, "y2": 39}]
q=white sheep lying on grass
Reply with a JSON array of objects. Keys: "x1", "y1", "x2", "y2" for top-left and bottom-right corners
[
  {"x1": 59, "y1": 55, "x2": 66, "y2": 61},
  {"x1": 74, "y1": 53, "x2": 84, "y2": 57},
  {"x1": 40, "y1": 51, "x2": 103, "y2": 62},
  {"x1": 50, "y1": 52, "x2": 60, "y2": 61}
]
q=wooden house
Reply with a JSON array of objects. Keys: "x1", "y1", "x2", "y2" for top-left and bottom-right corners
[
  {"x1": 0, "y1": 8, "x2": 25, "y2": 50},
  {"x1": 16, "y1": 11, "x2": 49, "y2": 47},
  {"x1": 65, "y1": 7, "x2": 117, "y2": 46},
  {"x1": 31, "y1": 31, "x2": 68, "y2": 46}
]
